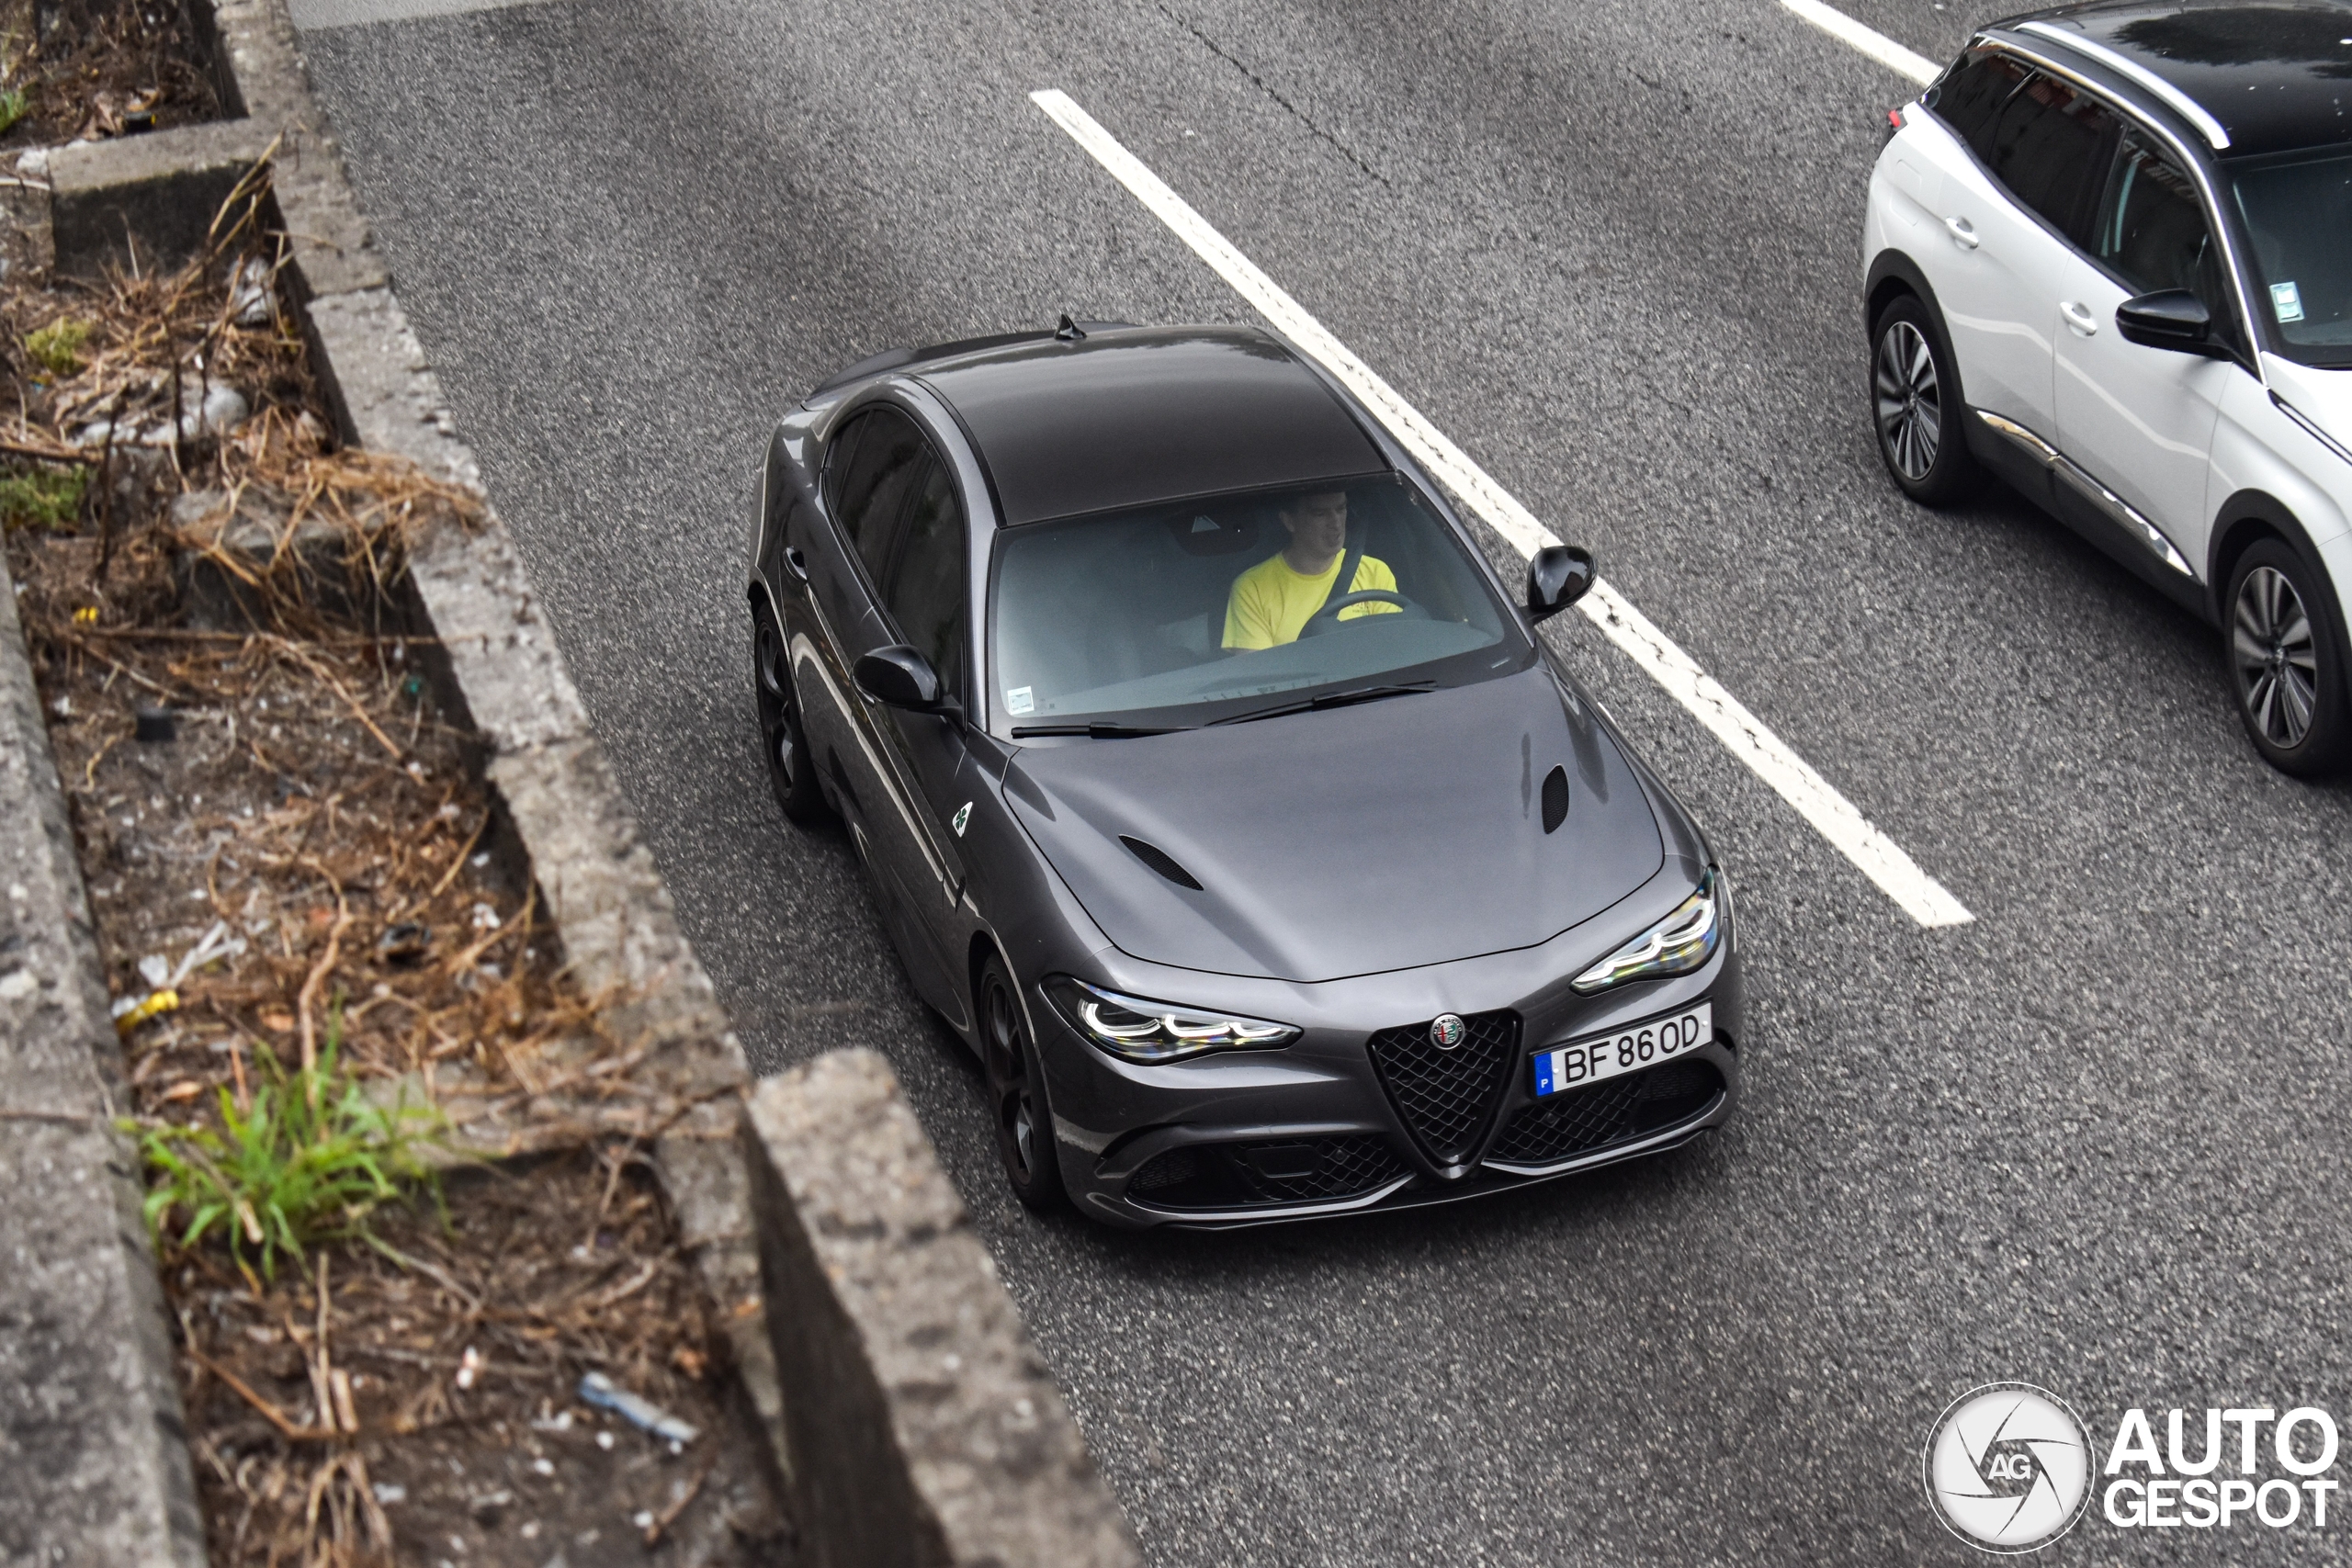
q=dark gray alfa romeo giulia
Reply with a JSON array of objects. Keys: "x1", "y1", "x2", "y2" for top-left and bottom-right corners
[{"x1": 746, "y1": 321, "x2": 1742, "y2": 1227}]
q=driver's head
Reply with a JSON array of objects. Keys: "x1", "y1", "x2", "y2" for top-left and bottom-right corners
[{"x1": 1278, "y1": 490, "x2": 1349, "y2": 561}]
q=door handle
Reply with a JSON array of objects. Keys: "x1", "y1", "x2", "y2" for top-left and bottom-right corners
[
  {"x1": 2061, "y1": 300, "x2": 2098, "y2": 337},
  {"x1": 784, "y1": 546, "x2": 809, "y2": 582},
  {"x1": 1942, "y1": 215, "x2": 1980, "y2": 250}
]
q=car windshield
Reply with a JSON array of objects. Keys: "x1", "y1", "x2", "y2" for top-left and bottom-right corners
[
  {"x1": 986, "y1": 475, "x2": 1528, "y2": 732},
  {"x1": 2229, "y1": 148, "x2": 2352, "y2": 367}
]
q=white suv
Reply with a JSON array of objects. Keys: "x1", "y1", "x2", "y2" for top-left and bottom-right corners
[{"x1": 1865, "y1": 2, "x2": 2352, "y2": 773}]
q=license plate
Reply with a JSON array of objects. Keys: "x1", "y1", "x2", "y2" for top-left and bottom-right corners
[{"x1": 1532, "y1": 1002, "x2": 1712, "y2": 1098}]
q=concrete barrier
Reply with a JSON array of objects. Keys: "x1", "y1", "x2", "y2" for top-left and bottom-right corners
[
  {"x1": 745, "y1": 1053, "x2": 1143, "y2": 1568},
  {"x1": 187, "y1": 0, "x2": 801, "y2": 1483},
  {"x1": 49, "y1": 119, "x2": 278, "y2": 278}
]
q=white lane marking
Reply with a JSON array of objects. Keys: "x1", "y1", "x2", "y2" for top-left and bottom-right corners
[
  {"x1": 1028, "y1": 89, "x2": 1973, "y2": 929},
  {"x1": 1779, "y1": 0, "x2": 1940, "y2": 85},
  {"x1": 288, "y1": 0, "x2": 559, "y2": 29}
]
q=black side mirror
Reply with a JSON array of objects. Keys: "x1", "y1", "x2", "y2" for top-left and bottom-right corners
[
  {"x1": 1526, "y1": 546, "x2": 1596, "y2": 623},
  {"x1": 2116, "y1": 289, "x2": 2213, "y2": 354},
  {"x1": 854, "y1": 645, "x2": 947, "y2": 711}
]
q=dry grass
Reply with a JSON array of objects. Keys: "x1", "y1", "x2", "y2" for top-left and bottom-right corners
[
  {"x1": 0, "y1": 0, "x2": 220, "y2": 147},
  {"x1": 4, "y1": 161, "x2": 780, "y2": 1567},
  {"x1": 5, "y1": 155, "x2": 308, "y2": 498}
]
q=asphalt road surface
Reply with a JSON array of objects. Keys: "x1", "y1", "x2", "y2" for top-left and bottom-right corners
[{"x1": 295, "y1": 2, "x2": 2349, "y2": 1562}]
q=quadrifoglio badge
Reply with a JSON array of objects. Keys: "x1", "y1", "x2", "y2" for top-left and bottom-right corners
[{"x1": 1925, "y1": 1386, "x2": 2342, "y2": 1552}]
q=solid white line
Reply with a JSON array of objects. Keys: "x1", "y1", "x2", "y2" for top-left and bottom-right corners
[
  {"x1": 1779, "y1": 0, "x2": 1940, "y2": 86},
  {"x1": 288, "y1": 0, "x2": 559, "y2": 27},
  {"x1": 1027, "y1": 89, "x2": 1973, "y2": 929}
]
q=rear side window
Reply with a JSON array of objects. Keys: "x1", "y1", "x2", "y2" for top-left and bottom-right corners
[
  {"x1": 1980, "y1": 71, "x2": 2122, "y2": 243},
  {"x1": 1928, "y1": 49, "x2": 2030, "y2": 153},
  {"x1": 883, "y1": 457, "x2": 967, "y2": 697},
  {"x1": 828, "y1": 408, "x2": 932, "y2": 584}
]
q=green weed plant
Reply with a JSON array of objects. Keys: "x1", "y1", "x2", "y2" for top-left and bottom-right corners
[
  {"x1": 129, "y1": 1020, "x2": 447, "y2": 1280},
  {"x1": 25, "y1": 316, "x2": 90, "y2": 374},
  {"x1": 0, "y1": 465, "x2": 86, "y2": 532},
  {"x1": 0, "y1": 86, "x2": 25, "y2": 138}
]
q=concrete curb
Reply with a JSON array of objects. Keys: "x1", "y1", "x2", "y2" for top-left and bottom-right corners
[
  {"x1": 184, "y1": 0, "x2": 796, "y2": 1488},
  {"x1": 0, "y1": 549, "x2": 208, "y2": 1568},
  {"x1": 745, "y1": 1054, "x2": 1144, "y2": 1568}
]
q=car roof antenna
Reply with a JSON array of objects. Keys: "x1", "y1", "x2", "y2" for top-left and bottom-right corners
[{"x1": 1055, "y1": 313, "x2": 1088, "y2": 342}]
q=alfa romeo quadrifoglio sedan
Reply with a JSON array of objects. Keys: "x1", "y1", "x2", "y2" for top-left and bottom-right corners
[
  {"x1": 1867, "y1": 1, "x2": 2352, "y2": 773},
  {"x1": 745, "y1": 321, "x2": 1741, "y2": 1227}
]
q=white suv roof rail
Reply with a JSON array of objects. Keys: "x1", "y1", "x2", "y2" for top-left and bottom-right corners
[{"x1": 2014, "y1": 20, "x2": 2233, "y2": 151}]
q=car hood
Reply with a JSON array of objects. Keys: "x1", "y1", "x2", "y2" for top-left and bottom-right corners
[
  {"x1": 2265, "y1": 356, "x2": 2352, "y2": 451},
  {"x1": 1002, "y1": 667, "x2": 1666, "y2": 984}
]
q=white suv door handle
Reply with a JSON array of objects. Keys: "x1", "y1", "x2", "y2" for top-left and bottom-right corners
[
  {"x1": 1942, "y1": 215, "x2": 1980, "y2": 250},
  {"x1": 2062, "y1": 300, "x2": 2099, "y2": 336}
]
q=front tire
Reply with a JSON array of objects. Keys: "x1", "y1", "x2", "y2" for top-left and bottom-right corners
[
  {"x1": 1871, "y1": 294, "x2": 1978, "y2": 505},
  {"x1": 979, "y1": 956, "x2": 1066, "y2": 1213},
  {"x1": 753, "y1": 608, "x2": 829, "y2": 822},
  {"x1": 2226, "y1": 538, "x2": 2351, "y2": 775}
]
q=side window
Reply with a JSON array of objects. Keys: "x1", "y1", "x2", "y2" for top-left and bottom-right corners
[
  {"x1": 1981, "y1": 70, "x2": 2121, "y2": 243},
  {"x1": 2096, "y1": 130, "x2": 2240, "y2": 347},
  {"x1": 829, "y1": 408, "x2": 930, "y2": 584},
  {"x1": 1929, "y1": 49, "x2": 2031, "y2": 154},
  {"x1": 820, "y1": 415, "x2": 865, "y2": 521},
  {"x1": 883, "y1": 456, "x2": 967, "y2": 698}
]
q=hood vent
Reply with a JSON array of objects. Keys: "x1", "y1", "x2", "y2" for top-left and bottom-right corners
[
  {"x1": 1120, "y1": 835, "x2": 1204, "y2": 890},
  {"x1": 1541, "y1": 766, "x2": 1570, "y2": 833}
]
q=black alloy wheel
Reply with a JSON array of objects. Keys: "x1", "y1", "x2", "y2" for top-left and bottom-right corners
[
  {"x1": 1871, "y1": 295, "x2": 1977, "y2": 505},
  {"x1": 979, "y1": 955, "x2": 1066, "y2": 1213},
  {"x1": 752, "y1": 609, "x2": 828, "y2": 821},
  {"x1": 2227, "y1": 538, "x2": 2350, "y2": 775}
]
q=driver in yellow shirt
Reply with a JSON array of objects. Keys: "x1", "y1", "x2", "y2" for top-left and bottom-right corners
[{"x1": 1222, "y1": 490, "x2": 1400, "y2": 650}]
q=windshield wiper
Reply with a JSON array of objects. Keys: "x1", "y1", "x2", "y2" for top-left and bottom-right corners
[
  {"x1": 1209, "y1": 681, "x2": 1437, "y2": 726},
  {"x1": 1010, "y1": 721, "x2": 1189, "y2": 739}
]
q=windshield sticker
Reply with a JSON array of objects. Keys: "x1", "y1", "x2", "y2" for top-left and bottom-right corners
[
  {"x1": 1005, "y1": 685, "x2": 1035, "y2": 715},
  {"x1": 2272, "y1": 281, "x2": 2306, "y2": 323}
]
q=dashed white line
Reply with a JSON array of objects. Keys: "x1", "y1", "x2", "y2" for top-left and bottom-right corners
[
  {"x1": 1027, "y1": 88, "x2": 1973, "y2": 929},
  {"x1": 1778, "y1": 0, "x2": 1940, "y2": 85}
]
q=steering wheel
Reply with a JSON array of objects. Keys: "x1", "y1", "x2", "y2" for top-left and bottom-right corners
[{"x1": 1301, "y1": 589, "x2": 1425, "y2": 637}]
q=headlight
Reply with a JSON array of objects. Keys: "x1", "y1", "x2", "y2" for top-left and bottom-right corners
[
  {"x1": 1042, "y1": 976, "x2": 1299, "y2": 1064},
  {"x1": 1571, "y1": 869, "x2": 1722, "y2": 994}
]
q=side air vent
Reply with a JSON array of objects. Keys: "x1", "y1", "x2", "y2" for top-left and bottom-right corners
[
  {"x1": 1120, "y1": 835, "x2": 1203, "y2": 890},
  {"x1": 1541, "y1": 765, "x2": 1569, "y2": 833},
  {"x1": 1127, "y1": 1136, "x2": 1409, "y2": 1210}
]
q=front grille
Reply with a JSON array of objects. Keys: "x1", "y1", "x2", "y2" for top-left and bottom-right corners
[
  {"x1": 1488, "y1": 1058, "x2": 1724, "y2": 1167},
  {"x1": 1364, "y1": 1010, "x2": 1520, "y2": 1165},
  {"x1": 1127, "y1": 1135, "x2": 1408, "y2": 1210}
]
